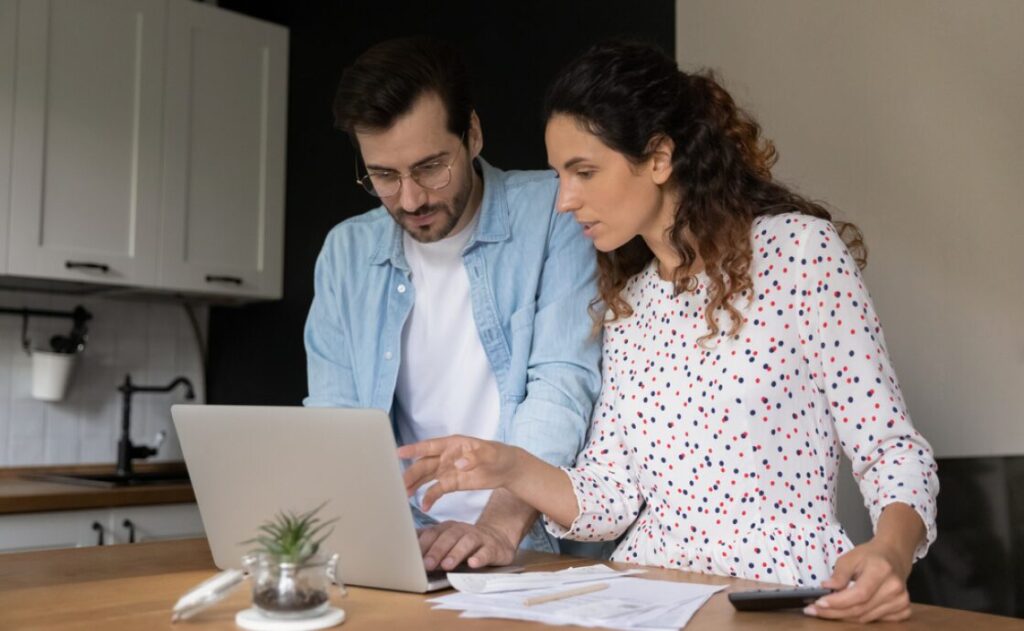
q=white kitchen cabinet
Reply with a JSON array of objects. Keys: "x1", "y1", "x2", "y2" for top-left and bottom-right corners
[
  {"x1": 6, "y1": 0, "x2": 166, "y2": 287},
  {"x1": 0, "y1": 0, "x2": 19, "y2": 275},
  {"x1": 107, "y1": 503, "x2": 205, "y2": 545},
  {"x1": 158, "y1": 1, "x2": 288, "y2": 299},
  {"x1": 0, "y1": 508, "x2": 111, "y2": 552},
  {"x1": 1, "y1": 0, "x2": 288, "y2": 300},
  {"x1": 0, "y1": 503, "x2": 203, "y2": 553}
]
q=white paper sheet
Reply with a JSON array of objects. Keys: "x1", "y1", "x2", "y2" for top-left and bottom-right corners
[
  {"x1": 431, "y1": 575, "x2": 726, "y2": 631},
  {"x1": 446, "y1": 564, "x2": 645, "y2": 594}
]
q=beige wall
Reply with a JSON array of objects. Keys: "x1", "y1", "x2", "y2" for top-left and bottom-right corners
[{"x1": 677, "y1": 0, "x2": 1024, "y2": 460}]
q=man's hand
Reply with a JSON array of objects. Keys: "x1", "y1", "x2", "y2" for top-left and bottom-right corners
[{"x1": 417, "y1": 520, "x2": 517, "y2": 571}]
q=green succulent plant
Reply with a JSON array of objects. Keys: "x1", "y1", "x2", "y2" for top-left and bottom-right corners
[{"x1": 243, "y1": 502, "x2": 337, "y2": 565}]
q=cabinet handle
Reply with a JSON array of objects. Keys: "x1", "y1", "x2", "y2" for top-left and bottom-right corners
[
  {"x1": 122, "y1": 518, "x2": 136, "y2": 544},
  {"x1": 205, "y1": 274, "x2": 243, "y2": 285},
  {"x1": 92, "y1": 521, "x2": 105, "y2": 546},
  {"x1": 66, "y1": 261, "x2": 110, "y2": 273}
]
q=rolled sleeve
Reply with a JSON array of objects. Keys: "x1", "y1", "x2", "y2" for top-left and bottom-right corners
[
  {"x1": 798, "y1": 219, "x2": 939, "y2": 559},
  {"x1": 303, "y1": 232, "x2": 360, "y2": 409},
  {"x1": 543, "y1": 336, "x2": 644, "y2": 542},
  {"x1": 506, "y1": 206, "x2": 602, "y2": 467}
]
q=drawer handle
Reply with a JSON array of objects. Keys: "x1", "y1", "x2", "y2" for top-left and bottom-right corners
[
  {"x1": 205, "y1": 274, "x2": 243, "y2": 285},
  {"x1": 122, "y1": 518, "x2": 136, "y2": 544},
  {"x1": 66, "y1": 261, "x2": 111, "y2": 273},
  {"x1": 92, "y1": 521, "x2": 105, "y2": 546}
]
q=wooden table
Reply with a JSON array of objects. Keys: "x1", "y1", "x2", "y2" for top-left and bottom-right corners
[{"x1": 1, "y1": 538, "x2": 1020, "y2": 630}]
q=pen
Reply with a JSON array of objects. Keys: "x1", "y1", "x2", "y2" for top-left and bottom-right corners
[
  {"x1": 170, "y1": 569, "x2": 246, "y2": 622},
  {"x1": 523, "y1": 582, "x2": 610, "y2": 606}
]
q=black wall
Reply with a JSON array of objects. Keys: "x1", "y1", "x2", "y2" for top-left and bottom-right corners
[
  {"x1": 907, "y1": 456, "x2": 1024, "y2": 617},
  {"x1": 207, "y1": 1, "x2": 676, "y2": 405}
]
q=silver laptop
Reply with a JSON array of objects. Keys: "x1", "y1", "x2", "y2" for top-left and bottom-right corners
[{"x1": 172, "y1": 405, "x2": 453, "y2": 592}]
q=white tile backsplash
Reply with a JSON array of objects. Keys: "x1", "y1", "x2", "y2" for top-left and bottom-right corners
[{"x1": 0, "y1": 289, "x2": 207, "y2": 467}]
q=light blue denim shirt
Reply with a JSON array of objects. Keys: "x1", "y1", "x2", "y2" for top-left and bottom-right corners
[{"x1": 304, "y1": 158, "x2": 602, "y2": 553}]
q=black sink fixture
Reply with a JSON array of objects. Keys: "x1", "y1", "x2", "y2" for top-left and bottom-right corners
[
  {"x1": 26, "y1": 375, "x2": 196, "y2": 488},
  {"x1": 115, "y1": 374, "x2": 195, "y2": 479}
]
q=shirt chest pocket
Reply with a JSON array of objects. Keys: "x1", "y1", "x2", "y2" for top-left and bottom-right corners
[{"x1": 505, "y1": 300, "x2": 536, "y2": 402}]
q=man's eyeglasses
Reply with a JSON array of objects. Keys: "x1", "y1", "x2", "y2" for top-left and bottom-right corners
[{"x1": 355, "y1": 135, "x2": 465, "y2": 198}]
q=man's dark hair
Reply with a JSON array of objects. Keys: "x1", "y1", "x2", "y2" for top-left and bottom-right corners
[{"x1": 333, "y1": 37, "x2": 473, "y2": 142}]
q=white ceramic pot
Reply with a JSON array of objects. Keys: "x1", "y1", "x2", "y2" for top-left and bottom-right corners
[{"x1": 30, "y1": 350, "x2": 78, "y2": 401}]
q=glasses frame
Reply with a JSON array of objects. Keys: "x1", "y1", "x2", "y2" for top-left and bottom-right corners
[{"x1": 354, "y1": 134, "x2": 466, "y2": 198}]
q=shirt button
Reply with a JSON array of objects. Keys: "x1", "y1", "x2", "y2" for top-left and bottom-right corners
[
  {"x1": 384, "y1": 351, "x2": 393, "y2": 360},
  {"x1": 397, "y1": 284, "x2": 406, "y2": 293}
]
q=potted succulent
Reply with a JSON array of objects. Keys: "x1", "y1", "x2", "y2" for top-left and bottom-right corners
[{"x1": 242, "y1": 503, "x2": 342, "y2": 619}]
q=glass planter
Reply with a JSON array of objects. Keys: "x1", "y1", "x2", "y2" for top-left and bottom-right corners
[{"x1": 243, "y1": 552, "x2": 342, "y2": 619}]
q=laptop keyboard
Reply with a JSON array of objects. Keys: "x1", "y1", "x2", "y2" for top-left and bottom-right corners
[{"x1": 426, "y1": 569, "x2": 449, "y2": 582}]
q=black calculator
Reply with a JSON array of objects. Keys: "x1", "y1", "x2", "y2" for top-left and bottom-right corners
[{"x1": 728, "y1": 587, "x2": 834, "y2": 611}]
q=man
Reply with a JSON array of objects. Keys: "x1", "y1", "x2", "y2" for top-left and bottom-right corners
[{"x1": 304, "y1": 37, "x2": 602, "y2": 571}]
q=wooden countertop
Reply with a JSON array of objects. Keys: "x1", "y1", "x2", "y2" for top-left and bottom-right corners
[
  {"x1": 0, "y1": 462, "x2": 195, "y2": 514},
  {"x1": 0, "y1": 538, "x2": 1020, "y2": 630}
]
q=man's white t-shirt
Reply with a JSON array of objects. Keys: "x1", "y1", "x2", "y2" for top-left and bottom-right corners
[{"x1": 395, "y1": 209, "x2": 499, "y2": 524}]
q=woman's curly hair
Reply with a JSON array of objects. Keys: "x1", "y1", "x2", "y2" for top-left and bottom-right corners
[{"x1": 544, "y1": 41, "x2": 866, "y2": 342}]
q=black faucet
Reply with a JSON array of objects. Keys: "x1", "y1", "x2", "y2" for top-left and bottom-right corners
[{"x1": 116, "y1": 374, "x2": 195, "y2": 478}]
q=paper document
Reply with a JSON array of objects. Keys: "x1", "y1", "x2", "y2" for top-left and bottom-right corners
[
  {"x1": 434, "y1": 564, "x2": 725, "y2": 630},
  {"x1": 447, "y1": 564, "x2": 645, "y2": 594}
]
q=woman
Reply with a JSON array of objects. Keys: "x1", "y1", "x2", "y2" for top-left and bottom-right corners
[{"x1": 399, "y1": 41, "x2": 937, "y2": 623}]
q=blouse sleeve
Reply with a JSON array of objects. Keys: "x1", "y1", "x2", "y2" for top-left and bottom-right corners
[
  {"x1": 796, "y1": 218, "x2": 938, "y2": 560},
  {"x1": 544, "y1": 332, "x2": 645, "y2": 542}
]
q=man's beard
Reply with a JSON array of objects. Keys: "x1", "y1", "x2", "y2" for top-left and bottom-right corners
[
  {"x1": 395, "y1": 203, "x2": 460, "y2": 243},
  {"x1": 391, "y1": 169, "x2": 474, "y2": 243}
]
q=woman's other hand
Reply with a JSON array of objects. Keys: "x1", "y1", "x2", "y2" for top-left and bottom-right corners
[{"x1": 806, "y1": 503, "x2": 924, "y2": 623}]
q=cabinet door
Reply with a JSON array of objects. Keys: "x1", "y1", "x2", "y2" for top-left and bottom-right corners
[
  {"x1": 6, "y1": 0, "x2": 164, "y2": 286},
  {"x1": 0, "y1": 508, "x2": 110, "y2": 552},
  {"x1": 107, "y1": 503, "x2": 204, "y2": 545},
  {"x1": 0, "y1": 0, "x2": 16, "y2": 275},
  {"x1": 159, "y1": 1, "x2": 287, "y2": 299}
]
